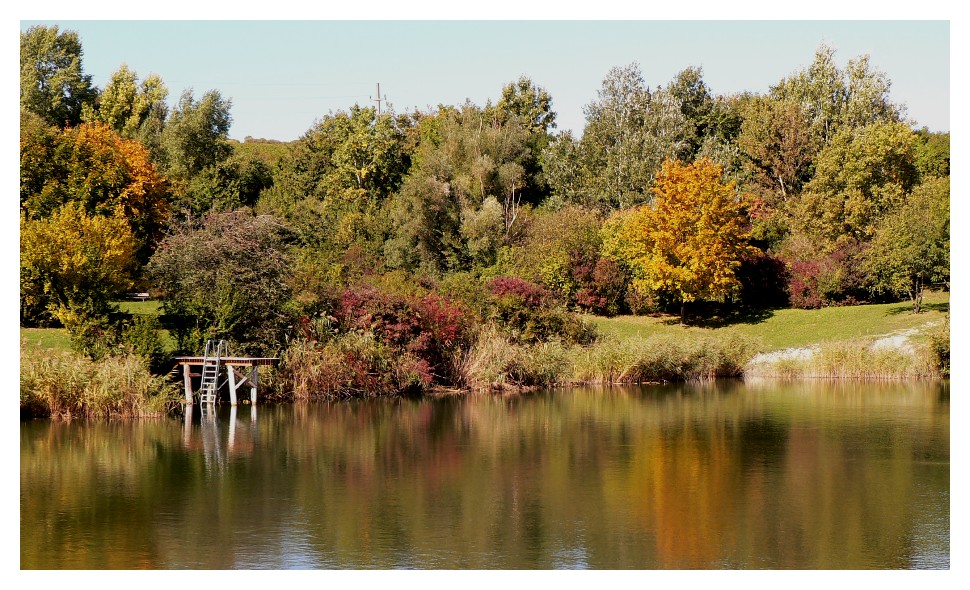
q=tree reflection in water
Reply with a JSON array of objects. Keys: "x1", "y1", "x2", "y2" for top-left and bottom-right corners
[{"x1": 21, "y1": 381, "x2": 949, "y2": 569}]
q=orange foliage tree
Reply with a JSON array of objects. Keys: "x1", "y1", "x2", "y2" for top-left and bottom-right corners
[
  {"x1": 20, "y1": 120, "x2": 169, "y2": 259},
  {"x1": 616, "y1": 158, "x2": 757, "y2": 319}
]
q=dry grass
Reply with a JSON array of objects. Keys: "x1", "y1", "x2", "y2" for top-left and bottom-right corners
[
  {"x1": 744, "y1": 339, "x2": 941, "y2": 380},
  {"x1": 20, "y1": 348, "x2": 179, "y2": 419}
]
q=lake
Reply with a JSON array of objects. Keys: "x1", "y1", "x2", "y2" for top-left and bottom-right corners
[{"x1": 20, "y1": 380, "x2": 949, "y2": 569}]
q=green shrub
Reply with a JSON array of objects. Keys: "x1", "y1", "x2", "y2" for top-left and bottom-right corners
[{"x1": 120, "y1": 315, "x2": 168, "y2": 372}]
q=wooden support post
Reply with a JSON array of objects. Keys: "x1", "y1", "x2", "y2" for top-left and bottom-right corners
[
  {"x1": 182, "y1": 363, "x2": 194, "y2": 404},
  {"x1": 227, "y1": 364, "x2": 238, "y2": 406},
  {"x1": 250, "y1": 366, "x2": 259, "y2": 405}
]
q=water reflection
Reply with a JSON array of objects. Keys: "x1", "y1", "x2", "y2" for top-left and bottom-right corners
[{"x1": 21, "y1": 381, "x2": 949, "y2": 569}]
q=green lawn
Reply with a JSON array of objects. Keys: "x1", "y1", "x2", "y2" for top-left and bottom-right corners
[
  {"x1": 21, "y1": 299, "x2": 172, "y2": 356},
  {"x1": 114, "y1": 300, "x2": 163, "y2": 315},
  {"x1": 589, "y1": 290, "x2": 949, "y2": 352},
  {"x1": 20, "y1": 327, "x2": 71, "y2": 354}
]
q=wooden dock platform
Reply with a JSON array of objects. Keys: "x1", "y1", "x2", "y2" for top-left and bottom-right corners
[{"x1": 174, "y1": 356, "x2": 279, "y2": 406}]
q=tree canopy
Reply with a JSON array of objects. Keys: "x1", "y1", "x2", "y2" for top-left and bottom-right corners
[
  {"x1": 20, "y1": 25, "x2": 97, "y2": 127},
  {"x1": 613, "y1": 159, "x2": 757, "y2": 318}
]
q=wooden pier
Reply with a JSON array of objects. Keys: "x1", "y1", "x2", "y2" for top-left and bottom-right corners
[{"x1": 174, "y1": 354, "x2": 279, "y2": 406}]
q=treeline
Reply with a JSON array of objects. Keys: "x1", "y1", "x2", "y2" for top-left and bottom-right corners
[{"x1": 20, "y1": 25, "x2": 950, "y2": 397}]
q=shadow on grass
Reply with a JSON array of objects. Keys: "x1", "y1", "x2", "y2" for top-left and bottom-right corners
[
  {"x1": 660, "y1": 304, "x2": 777, "y2": 328},
  {"x1": 884, "y1": 300, "x2": 949, "y2": 315}
]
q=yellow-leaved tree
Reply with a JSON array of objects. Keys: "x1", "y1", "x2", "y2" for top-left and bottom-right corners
[
  {"x1": 616, "y1": 158, "x2": 757, "y2": 321},
  {"x1": 20, "y1": 202, "x2": 137, "y2": 326}
]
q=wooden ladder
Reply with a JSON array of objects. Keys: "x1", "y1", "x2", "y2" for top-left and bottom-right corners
[{"x1": 198, "y1": 340, "x2": 228, "y2": 405}]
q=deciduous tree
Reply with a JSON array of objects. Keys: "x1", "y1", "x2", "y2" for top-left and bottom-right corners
[
  {"x1": 615, "y1": 159, "x2": 757, "y2": 320},
  {"x1": 792, "y1": 120, "x2": 917, "y2": 246},
  {"x1": 148, "y1": 211, "x2": 294, "y2": 355},
  {"x1": 865, "y1": 177, "x2": 949, "y2": 313},
  {"x1": 21, "y1": 203, "x2": 137, "y2": 325},
  {"x1": 20, "y1": 121, "x2": 170, "y2": 260},
  {"x1": 548, "y1": 63, "x2": 690, "y2": 210},
  {"x1": 83, "y1": 64, "x2": 169, "y2": 153},
  {"x1": 20, "y1": 25, "x2": 97, "y2": 127}
]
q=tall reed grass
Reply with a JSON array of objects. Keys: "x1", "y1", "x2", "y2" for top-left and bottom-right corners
[
  {"x1": 569, "y1": 333, "x2": 754, "y2": 384},
  {"x1": 20, "y1": 347, "x2": 179, "y2": 419},
  {"x1": 461, "y1": 329, "x2": 753, "y2": 391},
  {"x1": 744, "y1": 339, "x2": 941, "y2": 380}
]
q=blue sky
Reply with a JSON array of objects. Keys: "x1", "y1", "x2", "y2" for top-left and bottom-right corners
[{"x1": 19, "y1": 20, "x2": 951, "y2": 142}]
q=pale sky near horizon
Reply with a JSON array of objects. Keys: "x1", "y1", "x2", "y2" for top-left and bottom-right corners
[{"x1": 18, "y1": 20, "x2": 951, "y2": 142}]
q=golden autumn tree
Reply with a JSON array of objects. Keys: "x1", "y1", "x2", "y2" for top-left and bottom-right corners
[
  {"x1": 20, "y1": 202, "x2": 137, "y2": 326},
  {"x1": 20, "y1": 119, "x2": 169, "y2": 261},
  {"x1": 617, "y1": 158, "x2": 757, "y2": 320}
]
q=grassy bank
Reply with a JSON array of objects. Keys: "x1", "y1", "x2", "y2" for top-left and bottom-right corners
[{"x1": 23, "y1": 293, "x2": 949, "y2": 408}]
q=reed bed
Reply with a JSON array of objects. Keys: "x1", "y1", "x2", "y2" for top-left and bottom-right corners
[
  {"x1": 744, "y1": 339, "x2": 941, "y2": 380},
  {"x1": 570, "y1": 333, "x2": 754, "y2": 384},
  {"x1": 20, "y1": 347, "x2": 178, "y2": 419},
  {"x1": 462, "y1": 329, "x2": 754, "y2": 391}
]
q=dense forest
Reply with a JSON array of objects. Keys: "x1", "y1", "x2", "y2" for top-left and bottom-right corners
[{"x1": 20, "y1": 25, "x2": 950, "y2": 402}]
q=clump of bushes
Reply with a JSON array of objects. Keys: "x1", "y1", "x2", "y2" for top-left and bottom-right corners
[
  {"x1": 61, "y1": 311, "x2": 170, "y2": 372},
  {"x1": 462, "y1": 328, "x2": 570, "y2": 390},
  {"x1": 275, "y1": 334, "x2": 402, "y2": 400},
  {"x1": 335, "y1": 287, "x2": 471, "y2": 385},
  {"x1": 485, "y1": 276, "x2": 596, "y2": 345},
  {"x1": 779, "y1": 239, "x2": 870, "y2": 309},
  {"x1": 20, "y1": 348, "x2": 179, "y2": 419}
]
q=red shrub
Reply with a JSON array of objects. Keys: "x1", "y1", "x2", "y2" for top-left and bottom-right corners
[
  {"x1": 333, "y1": 287, "x2": 470, "y2": 384},
  {"x1": 487, "y1": 276, "x2": 551, "y2": 307}
]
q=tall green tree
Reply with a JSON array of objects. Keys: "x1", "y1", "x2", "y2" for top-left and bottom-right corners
[
  {"x1": 20, "y1": 25, "x2": 97, "y2": 127},
  {"x1": 384, "y1": 103, "x2": 534, "y2": 274},
  {"x1": 547, "y1": 63, "x2": 689, "y2": 211},
  {"x1": 82, "y1": 64, "x2": 169, "y2": 156},
  {"x1": 865, "y1": 177, "x2": 949, "y2": 312},
  {"x1": 495, "y1": 75, "x2": 557, "y2": 135},
  {"x1": 913, "y1": 128, "x2": 950, "y2": 180},
  {"x1": 259, "y1": 105, "x2": 412, "y2": 257},
  {"x1": 770, "y1": 43, "x2": 901, "y2": 146},
  {"x1": 160, "y1": 89, "x2": 233, "y2": 177},
  {"x1": 158, "y1": 89, "x2": 234, "y2": 215},
  {"x1": 792, "y1": 120, "x2": 917, "y2": 246},
  {"x1": 495, "y1": 76, "x2": 558, "y2": 201},
  {"x1": 737, "y1": 96, "x2": 817, "y2": 202}
]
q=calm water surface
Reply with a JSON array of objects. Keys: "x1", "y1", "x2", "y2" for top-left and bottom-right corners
[{"x1": 21, "y1": 381, "x2": 949, "y2": 569}]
